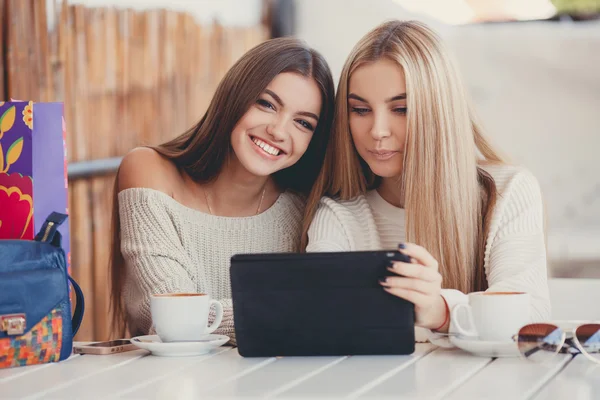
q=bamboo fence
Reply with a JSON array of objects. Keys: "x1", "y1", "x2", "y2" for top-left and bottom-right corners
[{"x1": 2, "y1": 0, "x2": 268, "y2": 341}]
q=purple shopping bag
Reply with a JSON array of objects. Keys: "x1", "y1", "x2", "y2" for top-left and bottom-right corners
[{"x1": 0, "y1": 101, "x2": 70, "y2": 269}]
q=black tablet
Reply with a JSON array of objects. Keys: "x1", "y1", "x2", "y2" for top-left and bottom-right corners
[{"x1": 230, "y1": 250, "x2": 415, "y2": 357}]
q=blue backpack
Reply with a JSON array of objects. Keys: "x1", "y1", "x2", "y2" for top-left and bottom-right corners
[{"x1": 0, "y1": 212, "x2": 84, "y2": 368}]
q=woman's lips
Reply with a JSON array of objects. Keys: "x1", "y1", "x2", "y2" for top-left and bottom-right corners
[{"x1": 369, "y1": 150, "x2": 400, "y2": 160}]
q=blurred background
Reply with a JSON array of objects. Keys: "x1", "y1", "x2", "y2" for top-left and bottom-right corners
[{"x1": 1, "y1": 0, "x2": 598, "y2": 341}]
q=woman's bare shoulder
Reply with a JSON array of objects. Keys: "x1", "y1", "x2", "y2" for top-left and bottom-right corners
[{"x1": 117, "y1": 147, "x2": 182, "y2": 194}]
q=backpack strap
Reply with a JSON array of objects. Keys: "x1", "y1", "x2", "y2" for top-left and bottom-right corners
[
  {"x1": 69, "y1": 276, "x2": 85, "y2": 336},
  {"x1": 34, "y1": 212, "x2": 84, "y2": 334}
]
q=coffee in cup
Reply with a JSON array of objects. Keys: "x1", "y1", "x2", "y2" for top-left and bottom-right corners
[
  {"x1": 451, "y1": 291, "x2": 530, "y2": 342},
  {"x1": 150, "y1": 293, "x2": 223, "y2": 342}
]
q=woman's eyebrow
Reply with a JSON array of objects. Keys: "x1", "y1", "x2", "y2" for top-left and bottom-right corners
[
  {"x1": 266, "y1": 89, "x2": 318, "y2": 121},
  {"x1": 348, "y1": 93, "x2": 407, "y2": 102},
  {"x1": 348, "y1": 93, "x2": 367, "y2": 102}
]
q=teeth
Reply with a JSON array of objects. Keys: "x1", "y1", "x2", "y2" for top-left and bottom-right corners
[{"x1": 252, "y1": 137, "x2": 280, "y2": 156}]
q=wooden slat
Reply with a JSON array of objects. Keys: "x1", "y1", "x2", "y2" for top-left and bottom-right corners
[
  {"x1": 55, "y1": 0, "x2": 76, "y2": 320},
  {"x1": 17, "y1": 348, "x2": 231, "y2": 399},
  {"x1": 47, "y1": 0, "x2": 59, "y2": 101},
  {"x1": 90, "y1": 7, "x2": 117, "y2": 342},
  {"x1": 445, "y1": 354, "x2": 572, "y2": 400},
  {"x1": 5, "y1": 0, "x2": 17, "y2": 97},
  {"x1": 87, "y1": 6, "x2": 104, "y2": 340},
  {"x1": 32, "y1": 0, "x2": 47, "y2": 101},
  {"x1": 532, "y1": 356, "x2": 600, "y2": 400},
  {"x1": 355, "y1": 348, "x2": 492, "y2": 399},
  {"x1": 25, "y1": 0, "x2": 36, "y2": 98},
  {"x1": 115, "y1": 8, "x2": 131, "y2": 155},
  {"x1": 51, "y1": 0, "x2": 64, "y2": 105},
  {"x1": 7, "y1": 0, "x2": 18, "y2": 97},
  {"x1": 70, "y1": 4, "x2": 95, "y2": 342},
  {"x1": 211, "y1": 23, "x2": 223, "y2": 87},
  {"x1": 0, "y1": 0, "x2": 5, "y2": 99},
  {"x1": 197, "y1": 23, "x2": 211, "y2": 114},
  {"x1": 144, "y1": 10, "x2": 159, "y2": 145}
]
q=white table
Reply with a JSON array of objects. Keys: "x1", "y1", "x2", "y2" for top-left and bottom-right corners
[{"x1": 0, "y1": 343, "x2": 597, "y2": 399}]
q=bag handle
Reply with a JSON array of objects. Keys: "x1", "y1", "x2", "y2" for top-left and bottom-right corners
[
  {"x1": 35, "y1": 212, "x2": 85, "y2": 335},
  {"x1": 34, "y1": 212, "x2": 68, "y2": 246},
  {"x1": 69, "y1": 276, "x2": 85, "y2": 336}
]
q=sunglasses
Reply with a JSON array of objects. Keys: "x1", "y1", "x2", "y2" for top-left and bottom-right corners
[{"x1": 514, "y1": 322, "x2": 600, "y2": 363}]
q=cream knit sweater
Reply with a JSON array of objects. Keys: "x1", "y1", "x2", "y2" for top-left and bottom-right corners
[
  {"x1": 119, "y1": 188, "x2": 305, "y2": 343},
  {"x1": 307, "y1": 164, "x2": 551, "y2": 344}
]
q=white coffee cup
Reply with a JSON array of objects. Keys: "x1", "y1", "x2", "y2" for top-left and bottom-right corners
[
  {"x1": 451, "y1": 291, "x2": 530, "y2": 342},
  {"x1": 150, "y1": 293, "x2": 223, "y2": 342}
]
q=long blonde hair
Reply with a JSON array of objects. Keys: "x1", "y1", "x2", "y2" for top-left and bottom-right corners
[{"x1": 301, "y1": 20, "x2": 506, "y2": 293}]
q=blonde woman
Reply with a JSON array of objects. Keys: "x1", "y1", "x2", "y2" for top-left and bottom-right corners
[{"x1": 302, "y1": 20, "x2": 550, "y2": 344}]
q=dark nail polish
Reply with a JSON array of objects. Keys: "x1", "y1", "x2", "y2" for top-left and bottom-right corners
[{"x1": 398, "y1": 243, "x2": 406, "y2": 250}]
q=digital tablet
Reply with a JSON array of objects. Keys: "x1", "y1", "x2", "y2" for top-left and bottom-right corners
[{"x1": 230, "y1": 250, "x2": 415, "y2": 357}]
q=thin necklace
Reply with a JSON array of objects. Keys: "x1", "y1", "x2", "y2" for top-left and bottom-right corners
[{"x1": 203, "y1": 184, "x2": 267, "y2": 216}]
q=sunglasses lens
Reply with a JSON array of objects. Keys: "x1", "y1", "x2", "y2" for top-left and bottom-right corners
[
  {"x1": 517, "y1": 323, "x2": 564, "y2": 362},
  {"x1": 574, "y1": 324, "x2": 600, "y2": 363}
]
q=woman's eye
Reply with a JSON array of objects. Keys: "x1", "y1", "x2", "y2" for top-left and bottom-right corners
[
  {"x1": 393, "y1": 107, "x2": 407, "y2": 115},
  {"x1": 296, "y1": 119, "x2": 314, "y2": 131},
  {"x1": 351, "y1": 107, "x2": 370, "y2": 116},
  {"x1": 257, "y1": 99, "x2": 275, "y2": 110}
]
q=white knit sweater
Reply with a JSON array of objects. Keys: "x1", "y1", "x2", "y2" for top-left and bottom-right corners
[
  {"x1": 119, "y1": 188, "x2": 305, "y2": 343},
  {"x1": 307, "y1": 164, "x2": 551, "y2": 344}
]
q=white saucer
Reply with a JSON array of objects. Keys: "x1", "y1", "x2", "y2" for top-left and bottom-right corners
[
  {"x1": 130, "y1": 334, "x2": 229, "y2": 357},
  {"x1": 450, "y1": 335, "x2": 521, "y2": 358}
]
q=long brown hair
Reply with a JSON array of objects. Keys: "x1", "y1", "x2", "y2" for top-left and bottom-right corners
[
  {"x1": 301, "y1": 20, "x2": 506, "y2": 294},
  {"x1": 110, "y1": 37, "x2": 335, "y2": 336}
]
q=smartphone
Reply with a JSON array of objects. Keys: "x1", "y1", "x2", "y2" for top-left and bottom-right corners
[{"x1": 73, "y1": 339, "x2": 137, "y2": 355}]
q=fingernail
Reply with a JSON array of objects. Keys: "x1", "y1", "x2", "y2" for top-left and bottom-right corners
[
  {"x1": 379, "y1": 278, "x2": 387, "y2": 284},
  {"x1": 398, "y1": 243, "x2": 406, "y2": 249}
]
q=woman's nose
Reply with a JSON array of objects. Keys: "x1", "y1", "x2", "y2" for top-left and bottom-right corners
[{"x1": 370, "y1": 112, "x2": 391, "y2": 140}]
